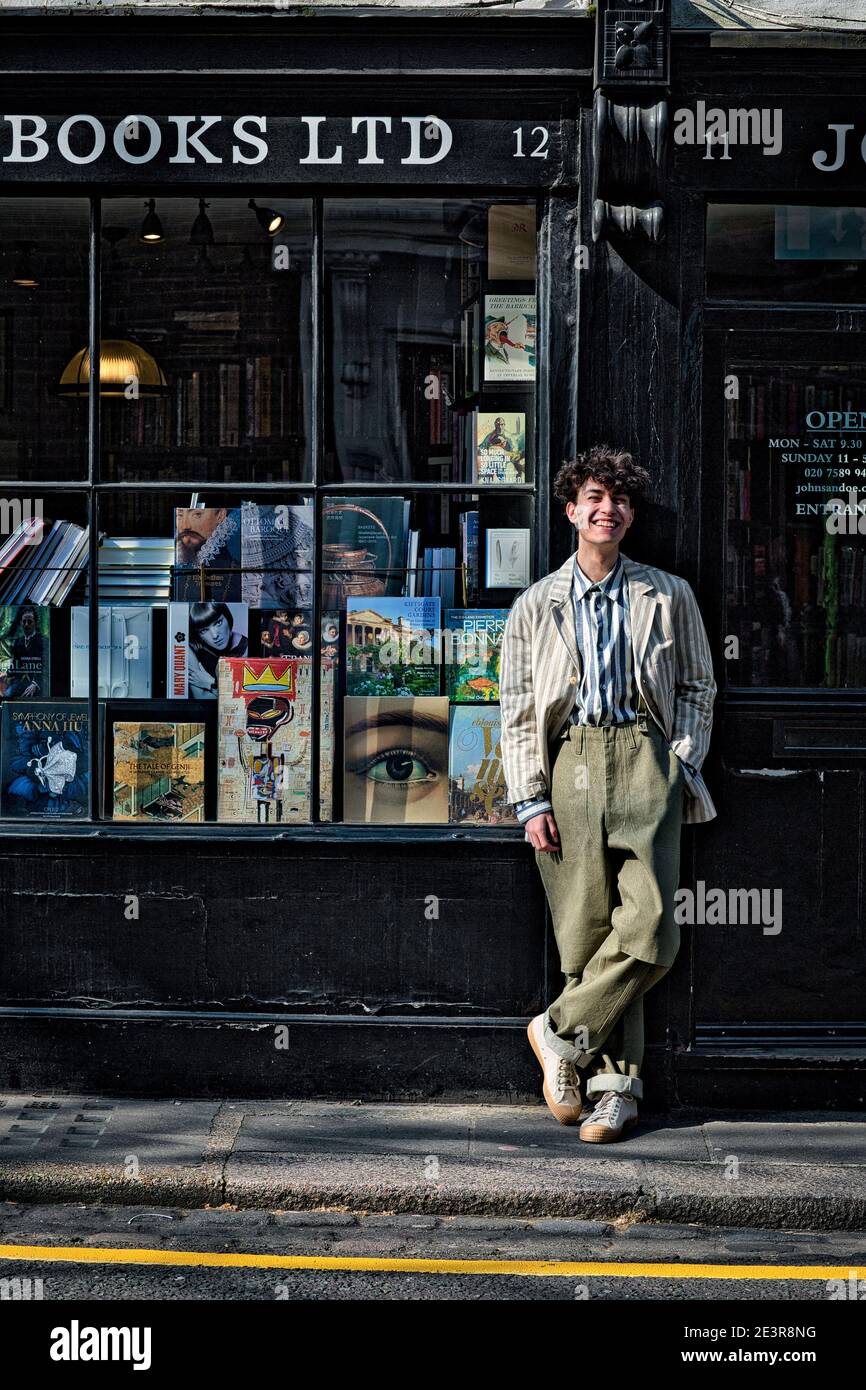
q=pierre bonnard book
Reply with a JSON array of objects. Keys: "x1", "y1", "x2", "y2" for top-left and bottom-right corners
[
  {"x1": 252, "y1": 608, "x2": 314, "y2": 659},
  {"x1": 0, "y1": 605, "x2": 50, "y2": 700},
  {"x1": 217, "y1": 657, "x2": 312, "y2": 824},
  {"x1": 474, "y1": 412, "x2": 527, "y2": 485},
  {"x1": 71, "y1": 606, "x2": 153, "y2": 698},
  {"x1": 112, "y1": 721, "x2": 206, "y2": 822},
  {"x1": 240, "y1": 501, "x2": 314, "y2": 608},
  {"x1": 448, "y1": 705, "x2": 518, "y2": 826},
  {"x1": 0, "y1": 701, "x2": 89, "y2": 819},
  {"x1": 487, "y1": 203, "x2": 537, "y2": 281},
  {"x1": 97, "y1": 536, "x2": 174, "y2": 602},
  {"x1": 346, "y1": 596, "x2": 441, "y2": 696},
  {"x1": 173, "y1": 507, "x2": 242, "y2": 602},
  {"x1": 483, "y1": 294, "x2": 537, "y2": 383},
  {"x1": 444, "y1": 609, "x2": 507, "y2": 702},
  {"x1": 321, "y1": 496, "x2": 408, "y2": 605},
  {"x1": 342, "y1": 695, "x2": 449, "y2": 825}
]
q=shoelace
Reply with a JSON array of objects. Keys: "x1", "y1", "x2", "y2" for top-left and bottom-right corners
[
  {"x1": 555, "y1": 1056, "x2": 580, "y2": 1098},
  {"x1": 587, "y1": 1090, "x2": 624, "y2": 1125}
]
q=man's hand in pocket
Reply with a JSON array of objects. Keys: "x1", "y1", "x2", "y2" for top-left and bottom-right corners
[{"x1": 525, "y1": 812, "x2": 560, "y2": 852}]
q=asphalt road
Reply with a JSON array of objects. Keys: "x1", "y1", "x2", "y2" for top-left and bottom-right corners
[{"x1": 1, "y1": 1199, "x2": 863, "y2": 1302}]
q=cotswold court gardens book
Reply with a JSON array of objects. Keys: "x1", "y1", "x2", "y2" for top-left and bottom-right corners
[{"x1": 345, "y1": 596, "x2": 441, "y2": 697}]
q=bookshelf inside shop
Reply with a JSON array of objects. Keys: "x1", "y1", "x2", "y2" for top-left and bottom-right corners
[
  {"x1": 0, "y1": 194, "x2": 540, "y2": 831},
  {"x1": 724, "y1": 362, "x2": 866, "y2": 688}
]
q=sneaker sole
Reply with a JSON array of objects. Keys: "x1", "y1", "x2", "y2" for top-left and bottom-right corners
[
  {"x1": 579, "y1": 1115, "x2": 640, "y2": 1143},
  {"x1": 526, "y1": 1020, "x2": 588, "y2": 1125}
]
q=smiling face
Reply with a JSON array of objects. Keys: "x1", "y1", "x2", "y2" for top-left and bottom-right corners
[{"x1": 566, "y1": 477, "x2": 634, "y2": 550}]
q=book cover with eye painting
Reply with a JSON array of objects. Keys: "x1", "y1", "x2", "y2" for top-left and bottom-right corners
[
  {"x1": 112, "y1": 722, "x2": 206, "y2": 822},
  {"x1": 448, "y1": 705, "x2": 518, "y2": 826},
  {"x1": 343, "y1": 695, "x2": 449, "y2": 825},
  {"x1": 0, "y1": 702, "x2": 89, "y2": 819},
  {"x1": 217, "y1": 656, "x2": 312, "y2": 824}
]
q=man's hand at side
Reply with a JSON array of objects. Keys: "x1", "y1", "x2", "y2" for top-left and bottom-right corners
[{"x1": 524, "y1": 811, "x2": 560, "y2": 852}]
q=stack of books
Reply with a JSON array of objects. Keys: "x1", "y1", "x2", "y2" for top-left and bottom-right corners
[
  {"x1": 96, "y1": 536, "x2": 174, "y2": 602},
  {"x1": 0, "y1": 517, "x2": 89, "y2": 606}
]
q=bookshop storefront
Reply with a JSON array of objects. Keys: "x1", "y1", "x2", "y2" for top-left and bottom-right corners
[{"x1": 0, "y1": 10, "x2": 863, "y2": 1107}]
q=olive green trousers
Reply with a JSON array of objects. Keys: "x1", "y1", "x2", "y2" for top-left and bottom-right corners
[{"x1": 535, "y1": 715, "x2": 685, "y2": 1102}]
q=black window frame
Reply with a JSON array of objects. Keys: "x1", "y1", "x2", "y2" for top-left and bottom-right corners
[
  {"x1": 702, "y1": 193, "x2": 866, "y2": 713},
  {"x1": 0, "y1": 184, "x2": 577, "y2": 842}
]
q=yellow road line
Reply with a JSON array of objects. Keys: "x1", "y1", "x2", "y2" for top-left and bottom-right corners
[{"x1": 0, "y1": 1244, "x2": 862, "y2": 1280}]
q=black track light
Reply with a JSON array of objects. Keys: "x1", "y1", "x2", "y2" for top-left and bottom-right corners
[
  {"x1": 140, "y1": 198, "x2": 164, "y2": 243},
  {"x1": 189, "y1": 198, "x2": 215, "y2": 247},
  {"x1": 248, "y1": 198, "x2": 284, "y2": 236}
]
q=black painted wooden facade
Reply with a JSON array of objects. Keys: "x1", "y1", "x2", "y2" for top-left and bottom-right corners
[{"x1": 0, "y1": 11, "x2": 864, "y2": 1108}]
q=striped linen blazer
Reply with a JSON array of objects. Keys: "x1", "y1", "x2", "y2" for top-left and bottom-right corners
[{"x1": 500, "y1": 549, "x2": 718, "y2": 825}]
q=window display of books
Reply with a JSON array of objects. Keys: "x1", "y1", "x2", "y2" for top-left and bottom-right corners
[{"x1": 0, "y1": 197, "x2": 539, "y2": 829}]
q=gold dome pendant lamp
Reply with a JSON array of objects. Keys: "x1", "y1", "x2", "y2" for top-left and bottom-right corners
[{"x1": 58, "y1": 339, "x2": 168, "y2": 398}]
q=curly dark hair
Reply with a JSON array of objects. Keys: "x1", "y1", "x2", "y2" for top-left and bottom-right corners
[{"x1": 553, "y1": 445, "x2": 651, "y2": 507}]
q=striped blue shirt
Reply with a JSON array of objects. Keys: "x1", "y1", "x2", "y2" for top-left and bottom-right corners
[
  {"x1": 514, "y1": 552, "x2": 638, "y2": 825},
  {"x1": 569, "y1": 552, "x2": 638, "y2": 726}
]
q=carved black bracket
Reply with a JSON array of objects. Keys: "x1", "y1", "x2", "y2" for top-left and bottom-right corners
[{"x1": 592, "y1": 0, "x2": 671, "y2": 246}]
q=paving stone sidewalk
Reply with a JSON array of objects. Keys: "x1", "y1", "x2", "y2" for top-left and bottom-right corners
[{"x1": 1, "y1": 1094, "x2": 864, "y2": 1230}]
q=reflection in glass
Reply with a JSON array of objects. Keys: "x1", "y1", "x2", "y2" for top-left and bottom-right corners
[
  {"x1": 708, "y1": 204, "x2": 866, "y2": 302},
  {"x1": 724, "y1": 361, "x2": 866, "y2": 686},
  {"x1": 0, "y1": 198, "x2": 90, "y2": 481},
  {"x1": 324, "y1": 199, "x2": 536, "y2": 483},
  {"x1": 99, "y1": 197, "x2": 312, "y2": 483}
]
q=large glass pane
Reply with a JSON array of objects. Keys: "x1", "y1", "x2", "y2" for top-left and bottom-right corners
[
  {"x1": 320, "y1": 486, "x2": 532, "y2": 826},
  {"x1": 99, "y1": 196, "x2": 312, "y2": 483},
  {"x1": 708, "y1": 203, "x2": 866, "y2": 302},
  {"x1": 724, "y1": 359, "x2": 866, "y2": 687},
  {"x1": 96, "y1": 490, "x2": 319, "y2": 824},
  {"x1": 0, "y1": 198, "x2": 90, "y2": 482},
  {"x1": 324, "y1": 198, "x2": 537, "y2": 484},
  {"x1": 0, "y1": 488, "x2": 91, "y2": 819}
]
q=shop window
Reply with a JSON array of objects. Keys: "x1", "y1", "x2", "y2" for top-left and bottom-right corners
[
  {"x1": 724, "y1": 360, "x2": 866, "y2": 688},
  {"x1": 98, "y1": 196, "x2": 313, "y2": 484},
  {"x1": 0, "y1": 195, "x2": 541, "y2": 830},
  {"x1": 707, "y1": 203, "x2": 866, "y2": 302}
]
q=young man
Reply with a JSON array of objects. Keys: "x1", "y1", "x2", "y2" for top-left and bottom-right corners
[{"x1": 499, "y1": 445, "x2": 717, "y2": 1142}]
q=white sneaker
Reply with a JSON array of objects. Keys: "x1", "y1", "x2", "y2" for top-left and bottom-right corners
[
  {"x1": 579, "y1": 1089, "x2": 639, "y2": 1143},
  {"x1": 527, "y1": 1013, "x2": 589, "y2": 1125}
]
